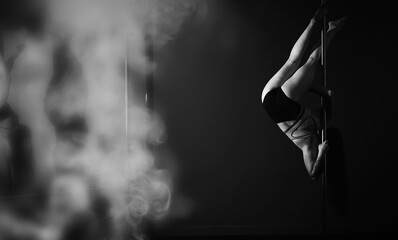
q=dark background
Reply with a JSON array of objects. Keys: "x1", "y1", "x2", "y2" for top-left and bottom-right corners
[{"x1": 151, "y1": 0, "x2": 398, "y2": 237}]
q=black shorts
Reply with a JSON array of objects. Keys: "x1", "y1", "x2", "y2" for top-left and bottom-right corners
[{"x1": 262, "y1": 87, "x2": 301, "y2": 123}]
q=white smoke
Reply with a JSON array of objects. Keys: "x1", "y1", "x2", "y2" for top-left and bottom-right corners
[{"x1": 1, "y1": 0, "x2": 206, "y2": 239}]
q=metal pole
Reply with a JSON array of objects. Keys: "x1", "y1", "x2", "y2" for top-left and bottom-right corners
[
  {"x1": 125, "y1": 49, "x2": 129, "y2": 150},
  {"x1": 145, "y1": 35, "x2": 154, "y2": 111},
  {"x1": 320, "y1": 0, "x2": 328, "y2": 239}
]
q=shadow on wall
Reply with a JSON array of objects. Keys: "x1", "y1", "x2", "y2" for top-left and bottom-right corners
[{"x1": 327, "y1": 127, "x2": 349, "y2": 217}]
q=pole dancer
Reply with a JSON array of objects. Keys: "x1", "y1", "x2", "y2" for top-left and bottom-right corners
[
  {"x1": 320, "y1": 0, "x2": 328, "y2": 238},
  {"x1": 261, "y1": 4, "x2": 347, "y2": 180}
]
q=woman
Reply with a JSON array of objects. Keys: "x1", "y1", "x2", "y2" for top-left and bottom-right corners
[{"x1": 261, "y1": 5, "x2": 347, "y2": 180}]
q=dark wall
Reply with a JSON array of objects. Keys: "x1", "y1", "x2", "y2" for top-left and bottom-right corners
[
  {"x1": 0, "y1": 0, "x2": 46, "y2": 32},
  {"x1": 152, "y1": 0, "x2": 397, "y2": 236}
]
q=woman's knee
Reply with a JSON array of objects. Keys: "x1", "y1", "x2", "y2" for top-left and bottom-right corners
[{"x1": 286, "y1": 57, "x2": 301, "y2": 69}]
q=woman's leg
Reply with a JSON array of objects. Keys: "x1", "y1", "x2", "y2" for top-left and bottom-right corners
[
  {"x1": 281, "y1": 17, "x2": 348, "y2": 102},
  {"x1": 261, "y1": 5, "x2": 327, "y2": 102}
]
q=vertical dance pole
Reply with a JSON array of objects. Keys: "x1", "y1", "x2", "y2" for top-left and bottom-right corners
[
  {"x1": 124, "y1": 2, "x2": 130, "y2": 152},
  {"x1": 144, "y1": 0, "x2": 154, "y2": 112},
  {"x1": 320, "y1": 0, "x2": 328, "y2": 239},
  {"x1": 125, "y1": 47, "x2": 129, "y2": 150},
  {"x1": 145, "y1": 33, "x2": 155, "y2": 156},
  {"x1": 145, "y1": 35, "x2": 154, "y2": 111},
  {"x1": 124, "y1": 0, "x2": 134, "y2": 151}
]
